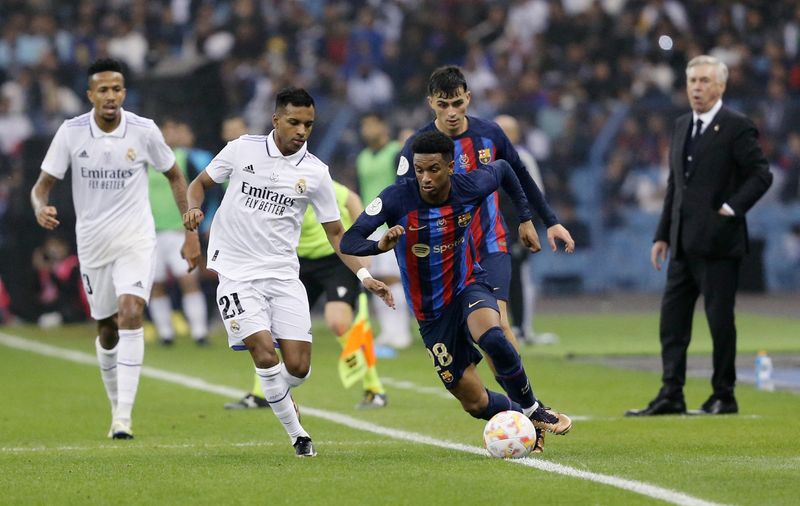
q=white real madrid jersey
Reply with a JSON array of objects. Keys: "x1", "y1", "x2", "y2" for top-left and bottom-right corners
[
  {"x1": 41, "y1": 109, "x2": 176, "y2": 268},
  {"x1": 205, "y1": 131, "x2": 340, "y2": 281}
]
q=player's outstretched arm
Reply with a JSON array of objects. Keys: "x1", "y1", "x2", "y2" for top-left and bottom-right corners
[
  {"x1": 31, "y1": 171, "x2": 60, "y2": 230},
  {"x1": 184, "y1": 171, "x2": 216, "y2": 232},
  {"x1": 324, "y1": 220, "x2": 395, "y2": 309}
]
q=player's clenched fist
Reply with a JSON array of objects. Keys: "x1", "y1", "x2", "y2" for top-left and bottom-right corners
[
  {"x1": 518, "y1": 220, "x2": 541, "y2": 253},
  {"x1": 378, "y1": 224, "x2": 405, "y2": 252},
  {"x1": 183, "y1": 208, "x2": 204, "y2": 231}
]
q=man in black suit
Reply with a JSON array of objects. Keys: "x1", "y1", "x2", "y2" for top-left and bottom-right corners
[{"x1": 626, "y1": 55, "x2": 773, "y2": 417}]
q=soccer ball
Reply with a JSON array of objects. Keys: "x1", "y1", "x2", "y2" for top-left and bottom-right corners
[{"x1": 483, "y1": 410, "x2": 537, "y2": 459}]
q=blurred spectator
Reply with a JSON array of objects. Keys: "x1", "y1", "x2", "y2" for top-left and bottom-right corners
[
  {"x1": 0, "y1": 93, "x2": 33, "y2": 156},
  {"x1": 346, "y1": 62, "x2": 393, "y2": 112},
  {"x1": 31, "y1": 236, "x2": 89, "y2": 326},
  {"x1": 107, "y1": 14, "x2": 149, "y2": 75},
  {"x1": 778, "y1": 224, "x2": 800, "y2": 290},
  {"x1": 779, "y1": 132, "x2": 800, "y2": 203},
  {"x1": 0, "y1": 0, "x2": 798, "y2": 300}
]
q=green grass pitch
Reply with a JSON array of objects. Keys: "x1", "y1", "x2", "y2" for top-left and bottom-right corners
[{"x1": 1, "y1": 310, "x2": 798, "y2": 505}]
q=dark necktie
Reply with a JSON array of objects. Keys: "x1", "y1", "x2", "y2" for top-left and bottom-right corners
[
  {"x1": 684, "y1": 118, "x2": 703, "y2": 179},
  {"x1": 693, "y1": 118, "x2": 703, "y2": 139}
]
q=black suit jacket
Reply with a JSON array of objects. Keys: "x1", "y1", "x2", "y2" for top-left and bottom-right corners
[{"x1": 655, "y1": 106, "x2": 773, "y2": 258}]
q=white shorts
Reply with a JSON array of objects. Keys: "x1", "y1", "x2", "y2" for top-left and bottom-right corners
[
  {"x1": 216, "y1": 275, "x2": 312, "y2": 351},
  {"x1": 80, "y1": 244, "x2": 157, "y2": 320},
  {"x1": 368, "y1": 228, "x2": 401, "y2": 278},
  {"x1": 153, "y1": 230, "x2": 190, "y2": 282}
]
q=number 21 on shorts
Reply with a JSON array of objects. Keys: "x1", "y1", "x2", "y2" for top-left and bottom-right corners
[{"x1": 218, "y1": 292, "x2": 245, "y2": 320}]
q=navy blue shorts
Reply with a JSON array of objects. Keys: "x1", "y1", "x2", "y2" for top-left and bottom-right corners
[
  {"x1": 476, "y1": 252, "x2": 511, "y2": 301},
  {"x1": 418, "y1": 282, "x2": 499, "y2": 389}
]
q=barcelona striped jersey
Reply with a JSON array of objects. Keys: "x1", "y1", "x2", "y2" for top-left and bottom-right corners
[
  {"x1": 397, "y1": 116, "x2": 557, "y2": 263},
  {"x1": 342, "y1": 160, "x2": 532, "y2": 321}
]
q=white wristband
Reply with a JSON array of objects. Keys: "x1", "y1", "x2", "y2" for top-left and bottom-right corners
[{"x1": 356, "y1": 268, "x2": 372, "y2": 283}]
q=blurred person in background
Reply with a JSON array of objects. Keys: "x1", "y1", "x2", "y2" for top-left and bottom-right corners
[
  {"x1": 148, "y1": 119, "x2": 212, "y2": 346},
  {"x1": 494, "y1": 114, "x2": 558, "y2": 346},
  {"x1": 356, "y1": 112, "x2": 412, "y2": 353},
  {"x1": 31, "y1": 235, "x2": 89, "y2": 326}
]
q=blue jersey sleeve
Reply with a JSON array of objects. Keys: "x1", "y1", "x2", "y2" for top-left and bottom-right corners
[
  {"x1": 341, "y1": 188, "x2": 397, "y2": 256},
  {"x1": 463, "y1": 160, "x2": 532, "y2": 223},
  {"x1": 495, "y1": 128, "x2": 558, "y2": 227}
]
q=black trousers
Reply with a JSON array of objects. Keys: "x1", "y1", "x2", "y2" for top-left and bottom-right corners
[{"x1": 659, "y1": 254, "x2": 740, "y2": 401}]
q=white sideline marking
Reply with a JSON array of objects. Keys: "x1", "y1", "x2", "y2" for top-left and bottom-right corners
[
  {"x1": 380, "y1": 376, "x2": 453, "y2": 399},
  {"x1": 0, "y1": 333, "x2": 726, "y2": 506},
  {"x1": 0, "y1": 440, "x2": 377, "y2": 454}
]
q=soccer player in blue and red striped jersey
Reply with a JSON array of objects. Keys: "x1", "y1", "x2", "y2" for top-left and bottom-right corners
[
  {"x1": 342, "y1": 131, "x2": 572, "y2": 445},
  {"x1": 397, "y1": 66, "x2": 575, "y2": 355}
]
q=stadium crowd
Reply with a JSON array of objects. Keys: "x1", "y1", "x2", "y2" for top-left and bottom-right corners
[{"x1": 1, "y1": 0, "x2": 800, "y2": 322}]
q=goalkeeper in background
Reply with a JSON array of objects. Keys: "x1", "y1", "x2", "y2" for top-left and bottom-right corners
[{"x1": 224, "y1": 180, "x2": 388, "y2": 409}]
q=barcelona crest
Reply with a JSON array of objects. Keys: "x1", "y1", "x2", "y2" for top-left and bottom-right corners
[
  {"x1": 478, "y1": 148, "x2": 492, "y2": 165},
  {"x1": 457, "y1": 212, "x2": 471, "y2": 227}
]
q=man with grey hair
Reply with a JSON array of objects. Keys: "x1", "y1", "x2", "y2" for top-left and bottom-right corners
[{"x1": 626, "y1": 55, "x2": 772, "y2": 417}]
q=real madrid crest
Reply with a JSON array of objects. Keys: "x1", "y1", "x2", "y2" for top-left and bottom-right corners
[
  {"x1": 230, "y1": 320, "x2": 240, "y2": 333},
  {"x1": 126, "y1": 148, "x2": 136, "y2": 162},
  {"x1": 295, "y1": 178, "x2": 307, "y2": 194}
]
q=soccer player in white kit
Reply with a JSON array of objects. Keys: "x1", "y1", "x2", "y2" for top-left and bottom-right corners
[
  {"x1": 184, "y1": 87, "x2": 394, "y2": 457},
  {"x1": 30, "y1": 59, "x2": 201, "y2": 440}
]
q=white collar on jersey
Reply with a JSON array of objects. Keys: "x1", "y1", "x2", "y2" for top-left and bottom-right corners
[
  {"x1": 89, "y1": 108, "x2": 127, "y2": 138},
  {"x1": 266, "y1": 129, "x2": 307, "y2": 165}
]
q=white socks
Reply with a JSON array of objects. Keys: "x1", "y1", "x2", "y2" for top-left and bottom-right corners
[
  {"x1": 95, "y1": 337, "x2": 118, "y2": 416},
  {"x1": 182, "y1": 291, "x2": 208, "y2": 341},
  {"x1": 280, "y1": 362, "x2": 308, "y2": 387},
  {"x1": 150, "y1": 292, "x2": 208, "y2": 342},
  {"x1": 374, "y1": 282, "x2": 412, "y2": 348},
  {"x1": 115, "y1": 328, "x2": 144, "y2": 425},
  {"x1": 522, "y1": 401, "x2": 540, "y2": 418},
  {"x1": 256, "y1": 364, "x2": 306, "y2": 442},
  {"x1": 149, "y1": 296, "x2": 174, "y2": 341}
]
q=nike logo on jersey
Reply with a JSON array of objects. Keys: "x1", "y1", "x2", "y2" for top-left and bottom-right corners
[
  {"x1": 468, "y1": 299, "x2": 485, "y2": 308},
  {"x1": 243, "y1": 164, "x2": 255, "y2": 174},
  {"x1": 408, "y1": 225, "x2": 428, "y2": 231}
]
